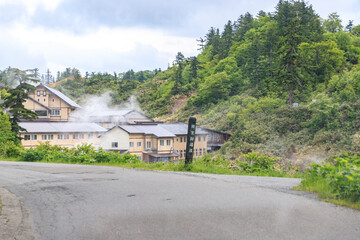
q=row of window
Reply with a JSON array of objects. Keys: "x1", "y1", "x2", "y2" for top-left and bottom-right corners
[
  {"x1": 179, "y1": 148, "x2": 207, "y2": 158},
  {"x1": 37, "y1": 90, "x2": 47, "y2": 96},
  {"x1": 128, "y1": 140, "x2": 172, "y2": 148},
  {"x1": 177, "y1": 136, "x2": 207, "y2": 143},
  {"x1": 34, "y1": 109, "x2": 61, "y2": 117},
  {"x1": 24, "y1": 134, "x2": 95, "y2": 141},
  {"x1": 36, "y1": 98, "x2": 56, "y2": 103}
]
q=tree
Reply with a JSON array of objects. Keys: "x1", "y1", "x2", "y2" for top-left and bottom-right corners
[
  {"x1": 276, "y1": 0, "x2": 303, "y2": 106},
  {"x1": 299, "y1": 40, "x2": 346, "y2": 86},
  {"x1": 189, "y1": 57, "x2": 199, "y2": 79},
  {"x1": 351, "y1": 25, "x2": 360, "y2": 36},
  {"x1": 45, "y1": 69, "x2": 52, "y2": 84},
  {"x1": 1, "y1": 68, "x2": 39, "y2": 142},
  {"x1": 345, "y1": 20, "x2": 353, "y2": 32},
  {"x1": 220, "y1": 20, "x2": 233, "y2": 59},
  {"x1": 0, "y1": 112, "x2": 15, "y2": 156},
  {"x1": 275, "y1": 0, "x2": 323, "y2": 105},
  {"x1": 172, "y1": 52, "x2": 185, "y2": 94},
  {"x1": 234, "y1": 12, "x2": 254, "y2": 41},
  {"x1": 323, "y1": 12, "x2": 343, "y2": 33}
]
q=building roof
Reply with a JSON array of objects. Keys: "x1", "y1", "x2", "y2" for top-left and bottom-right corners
[
  {"x1": 19, "y1": 122, "x2": 107, "y2": 133},
  {"x1": 119, "y1": 124, "x2": 176, "y2": 138},
  {"x1": 38, "y1": 84, "x2": 81, "y2": 109},
  {"x1": 161, "y1": 122, "x2": 208, "y2": 135},
  {"x1": 88, "y1": 109, "x2": 152, "y2": 121}
]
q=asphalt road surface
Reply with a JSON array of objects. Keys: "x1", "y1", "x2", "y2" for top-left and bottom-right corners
[{"x1": 0, "y1": 161, "x2": 360, "y2": 240}]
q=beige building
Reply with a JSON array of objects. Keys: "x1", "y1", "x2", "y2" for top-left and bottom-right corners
[
  {"x1": 100, "y1": 123, "x2": 208, "y2": 163},
  {"x1": 161, "y1": 123, "x2": 208, "y2": 159},
  {"x1": 24, "y1": 83, "x2": 81, "y2": 121},
  {"x1": 19, "y1": 122, "x2": 107, "y2": 148}
]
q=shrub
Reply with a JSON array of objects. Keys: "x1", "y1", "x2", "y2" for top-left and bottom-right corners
[
  {"x1": 238, "y1": 152, "x2": 278, "y2": 172},
  {"x1": 304, "y1": 154, "x2": 360, "y2": 202}
]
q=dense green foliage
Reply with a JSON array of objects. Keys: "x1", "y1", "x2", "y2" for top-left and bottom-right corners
[
  {"x1": 297, "y1": 154, "x2": 360, "y2": 208},
  {"x1": 13, "y1": 144, "x2": 299, "y2": 177},
  {"x1": 19, "y1": 143, "x2": 141, "y2": 164},
  {"x1": 0, "y1": 111, "x2": 19, "y2": 157}
]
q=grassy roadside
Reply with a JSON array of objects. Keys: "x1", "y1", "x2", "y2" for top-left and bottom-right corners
[
  {"x1": 0, "y1": 143, "x2": 303, "y2": 178},
  {"x1": 294, "y1": 177, "x2": 360, "y2": 210},
  {"x1": 293, "y1": 154, "x2": 360, "y2": 210}
]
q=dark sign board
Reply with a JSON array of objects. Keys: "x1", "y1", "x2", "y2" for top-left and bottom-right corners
[{"x1": 185, "y1": 117, "x2": 196, "y2": 164}]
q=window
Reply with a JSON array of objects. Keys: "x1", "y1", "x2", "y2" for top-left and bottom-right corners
[
  {"x1": 43, "y1": 98, "x2": 46, "y2": 102},
  {"x1": 198, "y1": 136, "x2": 201, "y2": 142},
  {"x1": 196, "y1": 148, "x2": 198, "y2": 156},
  {"x1": 73, "y1": 134, "x2": 78, "y2": 139},
  {"x1": 35, "y1": 110, "x2": 47, "y2": 116},
  {"x1": 199, "y1": 148, "x2": 202, "y2": 156},
  {"x1": 180, "y1": 150, "x2": 183, "y2": 158},
  {"x1": 146, "y1": 141, "x2": 151, "y2": 149},
  {"x1": 166, "y1": 139, "x2": 171, "y2": 146},
  {"x1": 42, "y1": 135, "x2": 47, "y2": 140},
  {"x1": 129, "y1": 142, "x2": 134, "y2": 148},
  {"x1": 31, "y1": 135, "x2": 37, "y2": 140},
  {"x1": 43, "y1": 91, "x2": 46, "y2": 96},
  {"x1": 52, "y1": 98, "x2": 55, "y2": 102},
  {"x1": 79, "y1": 134, "x2": 84, "y2": 139},
  {"x1": 203, "y1": 148, "x2": 206, "y2": 154},
  {"x1": 184, "y1": 137, "x2": 186, "y2": 142},
  {"x1": 48, "y1": 135, "x2": 53, "y2": 140},
  {"x1": 58, "y1": 134, "x2": 63, "y2": 140},
  {"x1": 37, "y1": 98, "x2": 40, "y2": 102},
  {"x1": 51, "y1": 109, "x2": 60, "y2": 116},
  {"x1": 64, "y1": 134, "x2": 69, "y2": 140},
  {"x1": 24, "y1": 135, "x2": 30, "y2": 141},
  {"x1": 88, "y1": 134, "x2": 93, "y2": 139},
  {"x1": 37, "y1": 91, "x2": 40, "y2": 96},
  {"x1": 160, "y1": 140, "x2": 164, "y2": 146},
  {"x1": 112, "y1": 142, "x2": 118, "y2": 148},
  {"x1": 138, "y1": 156, "x2": 142, "y2": 161},
  {"x1": 137, "y1": 141, "x2": 142, "y2": 147},
  {"x1": 180, "y1": 137, "x2": 183, "y2": 143}
]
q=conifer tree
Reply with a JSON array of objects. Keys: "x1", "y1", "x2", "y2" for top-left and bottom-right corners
[{"x1": 1, "y1": 68, "x2": 39, "y2": 142}]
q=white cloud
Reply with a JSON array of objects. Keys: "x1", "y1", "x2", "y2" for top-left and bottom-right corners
[{"x1": 2, "y1": 22, "x2": 197, "y2": 74}]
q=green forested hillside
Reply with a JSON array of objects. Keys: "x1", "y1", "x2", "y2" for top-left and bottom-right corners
[{"x1": 136, "y1": 0, "x2": 360, "y2": 162}]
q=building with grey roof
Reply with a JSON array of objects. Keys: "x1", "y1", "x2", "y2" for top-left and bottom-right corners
[{"x1": 19, "y1": 122, "x2": 107, "y2": 149}]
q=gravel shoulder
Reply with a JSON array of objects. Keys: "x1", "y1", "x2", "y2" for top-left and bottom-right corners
[{"x1": 0, "y1": 188, "x2": 35, "y2": 240}]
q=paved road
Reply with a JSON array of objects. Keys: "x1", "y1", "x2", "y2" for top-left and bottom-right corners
[{"x1": 0, "y1": 161, "x2": 360, "y2": 240}]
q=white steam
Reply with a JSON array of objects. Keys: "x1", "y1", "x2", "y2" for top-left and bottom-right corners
[{"x1": 69, "y1": 91, "x2": 144, "y2": 124}]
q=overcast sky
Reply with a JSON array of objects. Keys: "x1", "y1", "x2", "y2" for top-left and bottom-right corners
[{"x1": 1, "y1": 0, "x2": 359, "y2": 76}]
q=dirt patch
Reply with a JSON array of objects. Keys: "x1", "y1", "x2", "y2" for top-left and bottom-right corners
[
  {"x1": 171, "y1": 95, "x2": 189, "y2": 114},
  {"x1": 0, "y1": 188, "x2": 35, "y2": 240}
]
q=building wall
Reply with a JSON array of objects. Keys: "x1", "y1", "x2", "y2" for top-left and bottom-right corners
[
  {"x1": 157, "y1": 137, "x2": 174, "y2": 153},
  {"x1": 173, "y1": 134, "x2": 208, "y2": 159},
  {"x1": 23, "y1": 98, "x2": 50, "y2": 120},
  {"x1": 26, "y1": 87, "x2": 73, "y2": 121},
  {"x1": 21, "y1": 132, "x2": 102, "y2": 148},
  {"x1": 99, "y1": 127, "x2": 129, "y2": 151}
]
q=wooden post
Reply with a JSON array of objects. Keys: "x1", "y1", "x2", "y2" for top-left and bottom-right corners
[{"x1": 185, "y1": 117, "x2": 196, "y2": 165}]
